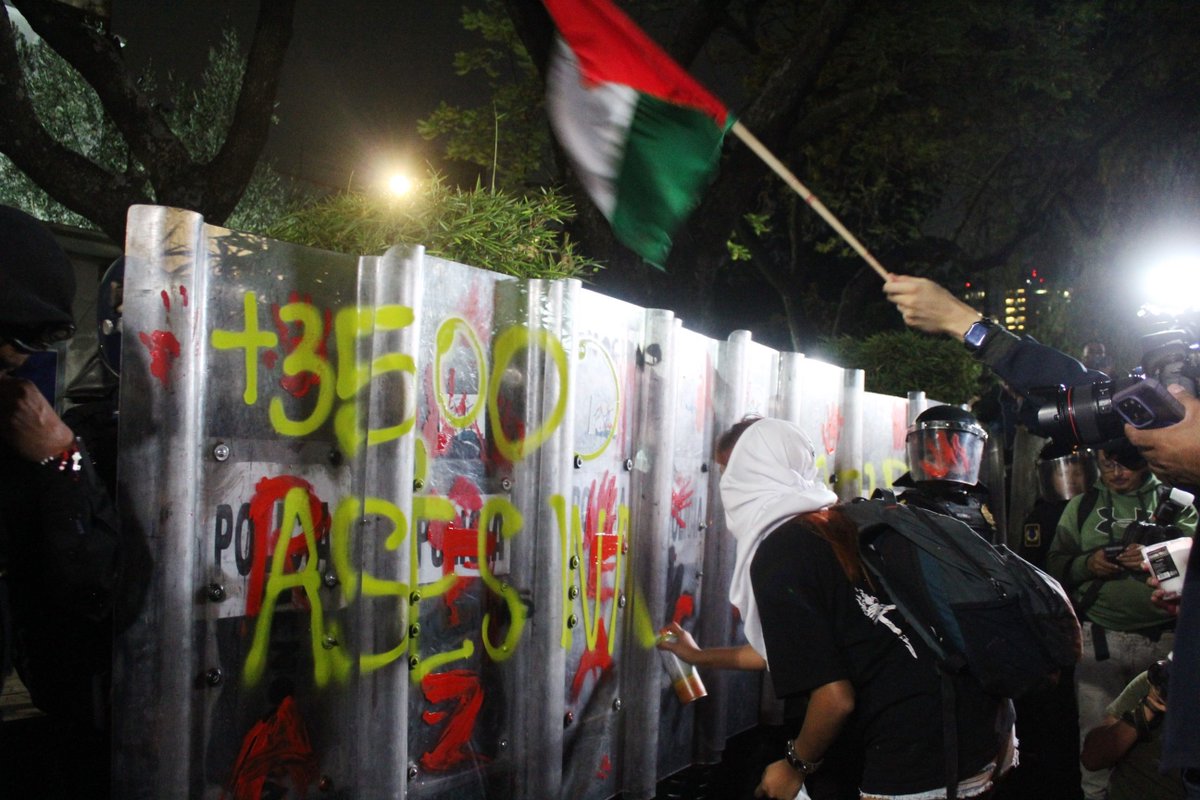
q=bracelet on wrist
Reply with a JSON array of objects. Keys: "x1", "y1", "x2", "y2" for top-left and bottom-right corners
[
  {"x1": 38, "y1": 439, "x2": 82, "y2": 474},
  {"x1": 784, "y1": 739, "x2": 823, "y2": 775}
]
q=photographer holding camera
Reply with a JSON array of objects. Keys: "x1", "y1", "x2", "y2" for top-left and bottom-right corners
[
  {"x1": 1080, "y1": 656, "x2": 1182, "y2": 799},
  {"x1": 1046, "y1": 443, "x2": 1194, "y2": 798},
  {"x1": 1124, "y1": 390, "x2": 1200, "y2": 798}
]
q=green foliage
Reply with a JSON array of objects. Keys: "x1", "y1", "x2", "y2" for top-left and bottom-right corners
[
  {"x1": 0, "y1": 29, "x2": 302, "y2": 233},
  {"x1": 817, "y1": 330, "x2": 982, "y2": 405},
  {"x1": 416, "y1": 0, "x2": 549, "y2": 188},
  {"x1": 267, "y1": 173, "x2": 601, "y2": 281}
]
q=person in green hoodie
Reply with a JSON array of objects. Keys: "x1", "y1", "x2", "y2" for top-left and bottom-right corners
[{"x1": 1047, "y1": 443, "x2": 1197, "y2": 800}]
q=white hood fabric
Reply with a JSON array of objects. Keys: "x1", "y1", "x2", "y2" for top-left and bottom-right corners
[{"x1": 721, "y1": 418, "x2": 838, "y2": 662}]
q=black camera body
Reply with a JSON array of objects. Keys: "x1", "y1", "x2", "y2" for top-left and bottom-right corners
[{"x1": 1033, "y1": 313, "x2": 1200, "y2": 448}]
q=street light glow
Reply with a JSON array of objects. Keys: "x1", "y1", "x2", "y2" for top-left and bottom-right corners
[
  {"x1": 1139, "y1": 246, "x2": 1200, "y2": 316},
  {"x1": 388, "y1": 173, "x2": 414, "y2": 197}
]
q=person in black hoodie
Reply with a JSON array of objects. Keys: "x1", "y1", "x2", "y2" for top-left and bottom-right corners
[{"x1": 0, "y1": 205, "x2": 120, "y2": 797}]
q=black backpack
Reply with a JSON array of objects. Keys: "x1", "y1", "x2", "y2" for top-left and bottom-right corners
[
  {"x1": 840, "y1": 495, "x2": 1082, "y2": 799},
  {"x1": 843, "y1": 494, "x2": 1081, "y2": 697}
]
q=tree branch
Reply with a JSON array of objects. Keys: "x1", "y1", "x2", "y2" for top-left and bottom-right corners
[
  {"x1": 668, "y1": 0, "x2": 866, "y2": 273},
  {"x1": 187, "y1": 0, "x2": 296, "y2": 219},
  {"x1": 12, "y1": 0, "x2": 192, "y2": 184},
  {"x1": 0, "y1": 6, "x2": 147, "y2": 240}
]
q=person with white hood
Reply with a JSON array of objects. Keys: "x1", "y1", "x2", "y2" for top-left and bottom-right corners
[{"x1": 716, "y1": 417, "x2": 1015, "y2": 800}]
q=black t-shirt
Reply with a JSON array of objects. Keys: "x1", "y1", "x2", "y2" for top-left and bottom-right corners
[{"x1": 751, "y1": 517, "x2": 1009, "y2": 796}]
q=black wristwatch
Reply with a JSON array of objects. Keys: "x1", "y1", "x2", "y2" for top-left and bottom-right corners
[
  {"x1": 963, "y1": 317, "x2": 998, "y2": 352},
  {"x1": 785, "y1": 739, "x2": 823, "y2": 775}
]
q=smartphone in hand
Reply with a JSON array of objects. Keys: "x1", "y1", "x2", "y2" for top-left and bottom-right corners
[{"x1": 1114, "y1": 378, "x2": 1185, "y2": 429}]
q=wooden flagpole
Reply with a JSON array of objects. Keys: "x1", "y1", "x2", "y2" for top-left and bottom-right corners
[{"x1": 731, "y1": 122, "x2": 890, "y2": 281}]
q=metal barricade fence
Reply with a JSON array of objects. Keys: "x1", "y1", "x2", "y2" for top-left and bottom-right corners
[{"x1": 112, "y1": 206, "x2": 913, "y2": 799}]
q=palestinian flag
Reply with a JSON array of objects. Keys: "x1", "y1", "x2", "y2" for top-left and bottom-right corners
[{"x1": 543, "y1": 0, "x2": 736, "y2": 269}]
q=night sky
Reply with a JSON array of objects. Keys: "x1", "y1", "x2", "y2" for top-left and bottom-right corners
[{"x1": 109, "y1": 1, "x2": 485, "y2": 190}]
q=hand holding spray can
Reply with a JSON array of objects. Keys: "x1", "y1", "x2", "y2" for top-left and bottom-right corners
[
  {"x1": 656, "y1": 630, "x2": 707, "y2": 703},
  {"x1": 1142, "y1": 487, "x2": 1194, "y2": 599},
  {"x1": 1144, "y1": 536, "x2": 1192, "y2": 599}
]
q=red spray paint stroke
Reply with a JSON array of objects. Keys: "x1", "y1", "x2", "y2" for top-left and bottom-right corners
[
  {"x1": 138, "y1": 330, "x2": 181, "y2": 388},
  {"x1": 421, "y1": 362, "x2": 486, "y2": 459},
  {"x1": 179, "y1": 285, "x2": 189, "y2": 307},
  {"x1": 420, "y1": 670, "x2": 487, "y2": 772},
  {"x1": 271, "y1": 292, "x2": 333, "y2": 398},
  {"x1": 596, "y1": 754, "x2": 613, "y2": 781},
  {"x1": 492, "y1": 392, "x2": 525, "y2": 467},
  {"x1": 671, "y1": 593, "x2": 695, "y2": 625},
  {"x1": 424, "y1": 477, "x2": 493, "y2": 624},
  {"x1": 262, "y1": 350, "x2": 279, "y2": 370},
  {"x1": 223, "y1": 695, "x2": 319, "y2": 800},
  {"x1": 582, "y1": 472, "x2": 621, "y2": 602},
  {"x1": 460, "y1": 281, "x2": 486, "y2": 331},
  {"x1": 447, "y1": 368, "x2": 478, "y2": 424},
  {"x1": 448, "y1": 475, "x2": 484, "y2": 515},
  {"x1": 244, "y1": 475, "x2": 328, "y2": 617},
  {"x1": 420, "y1": 362, "x2": 452, "y2": 457},
  {"x1": 571, "y1": 618, "x2": 613, "y2": 698},
  {"x1": 920, "y1": 430, "x2": 971, "y2": 480},
  {"x1": 821, "y1": 405, "x2": 843, "y2": 455},
  {"x1": 670, "y1": 476, "x2": 694, "y2": 529},
  {"x1": 893, "y1": 404, "x2": 908, "y2": 450},
  {"x1": 160, "y1": 289, "x2": 171, "y2": 311}
]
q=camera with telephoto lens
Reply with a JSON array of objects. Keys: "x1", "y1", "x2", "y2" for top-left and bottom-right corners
[
  {"x1": 1147, "y1": 657, "x2": 1171, "y2": 702},
  {"x1": 1033, "y1": 311, "x2": 1199, "y2": 447}
]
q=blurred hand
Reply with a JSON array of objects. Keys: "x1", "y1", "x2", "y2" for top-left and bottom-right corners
[
  {"x1": 657, "y1": 622, "x2": 703, "y2": 664},
  {"x1": 1145, "y1": 685, "x2": 1167, "y2": 715},
  {"x1": 1125, "y1": 385, "x2": 1200, "y2": 485},
  {"x1": 0, "y1": 375, "x2": 75, "y2": 462},
  {"x1": 1086, "y1": 549, "x2": 1121, "y2": 579},
  {"x1": 1147, "y1": 575, "x2": 1183, "y2": 615},
  {"x1": 882, "y1": 274, "x2": 981, "y2": 338},
  {"x1": 755, "y1": 759, "x2": 803, "y2": 800},
  {"x1": 1115, "y1": 543, "x2": 1145, "y2": 572}
]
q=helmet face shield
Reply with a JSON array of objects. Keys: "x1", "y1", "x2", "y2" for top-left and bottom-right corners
[
  {"x1": 906, "y1": 419, "x2": 988, "y2": 484},
  {"x1": 1037, "y1": 450, "x2": 1099, "y2": 501}
]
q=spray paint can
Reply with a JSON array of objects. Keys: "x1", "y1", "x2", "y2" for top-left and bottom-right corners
[
  {"x1": 1143, "y1": 536, "x2": 1193, "y2": 599},
  {"x1": 657, "y1": 632, "x2": 707, "y2": 703}
]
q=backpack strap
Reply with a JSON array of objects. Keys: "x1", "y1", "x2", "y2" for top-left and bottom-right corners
[
  {"x1": 942, "y1": 668, "x2": 959, "y2": 800},
  {"x1": 1070, "y1": 487, "x2": 1104, "y2": 621},
  {"x1": 872, "y1": 487, "x2": 900, "y2": 505},
  {"x1": 1075, "y1": 486, "x2": 1099, "y2": 532}
]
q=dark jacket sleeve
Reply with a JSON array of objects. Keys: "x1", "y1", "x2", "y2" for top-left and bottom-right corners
[
  {"x1": 17, "y1": 437, "x2": 120, "y2": 622},
  {"x1": 974, "y1": 328, "x2": 1109, "y2": 435}
]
